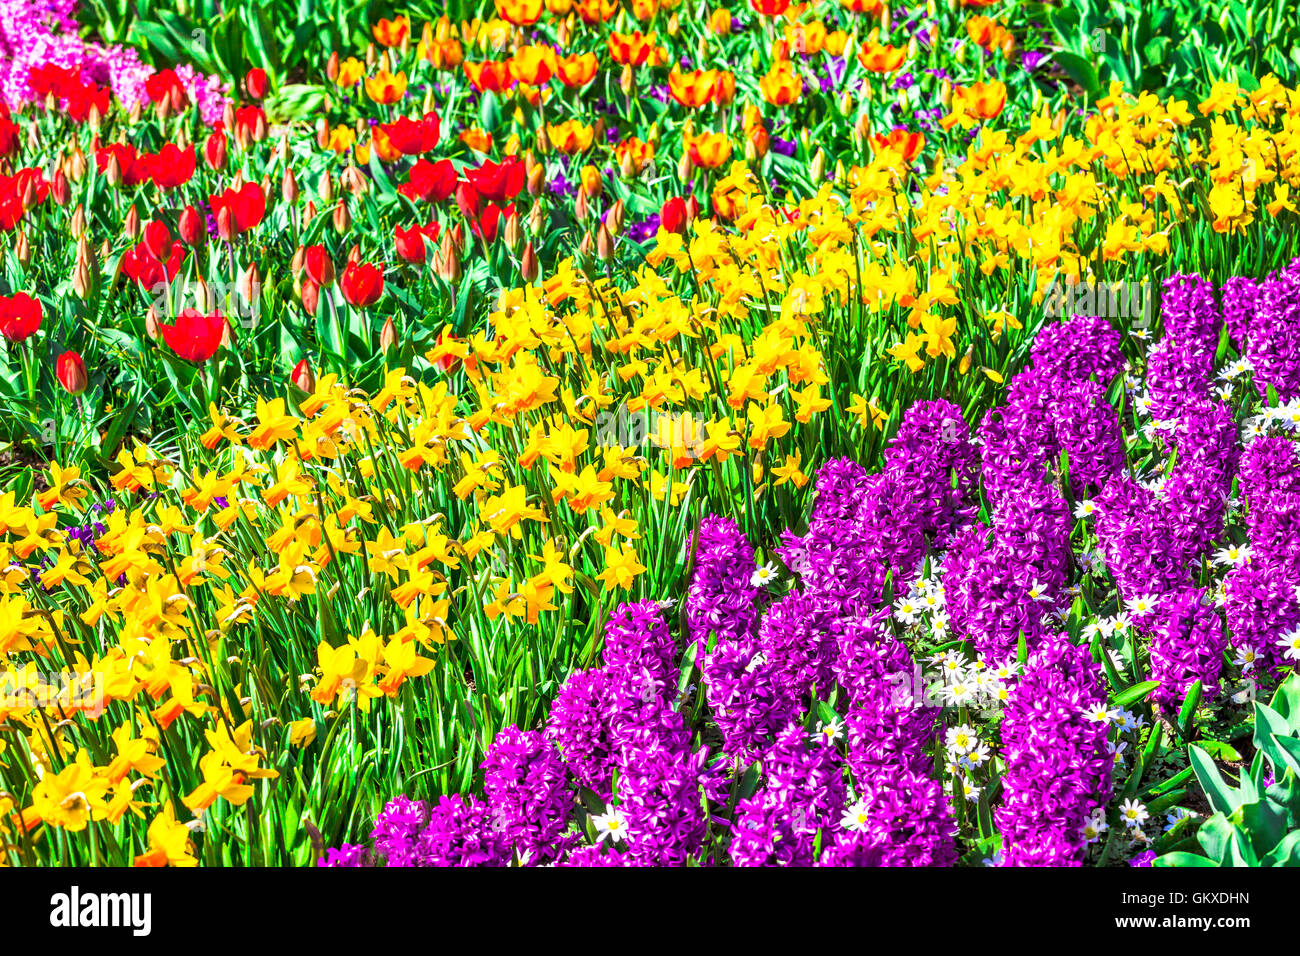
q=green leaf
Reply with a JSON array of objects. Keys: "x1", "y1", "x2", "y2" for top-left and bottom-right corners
[
  {"x1": 1178, "y1": 679, "x2": 1203, "y2": 740},
  {"x1": 1189, "y1": 744, "x2": 1242, "y2": 815},
  {"x1": 1113, "y1": 680, "x2": 1160, "y2": 710},
  {"x1": 1152, "y1": 850, "x2": 1218, "y2": 867}
]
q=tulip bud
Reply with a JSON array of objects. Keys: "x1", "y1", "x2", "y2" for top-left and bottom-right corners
[
  {"x1": 103, "y1": 153, "x2": 122, "y2": 187},
  {"x1": 291, "y1": 359, "x2": 316, "y2": 393},
  {"x1": 14, "y1": 231, "x2": 30, "y2": 267},
  {"x1": 50, "y1": 169, "x2": 70, "y2": 206},
  {"x1": 71, "y1": 261, "x2": 91, "y2": 300},
  {"x1": 70, "y1": 204, "x2": 86, "y2": 239},
  {"x1": 578, "y1": 230, "x2": 594, "y2": 257},
  {"x1": 333, "y1": 200, "x2": 351, "y2": 234},
  {"x1": 596, "y1": 223, "x2": 614, "y2": 261},
  {"x1": 342, "y1": 164, "x2": 368, "y2": 197},
  {"x1": 528, "y1": 202, "x2": 545, "y2": 236},
  {"x1": 303, "y1": 200, "x2": 317, "y2": 226},
  {"x1": 380, "y1": 315, "x2": 397, "y2": 352},
  {"x1": 810, "y1": 149, "x2": 826, "y2": 182},
  {"x1": 527, "y1": 163, "x2": 546, "y2": 197},
  {"x1": 291, "y1": 245, "x2": 306, "y2": 275},
  {"x1": 574, "y1": 186, "x2": 589, "y2": 220},
  {"x1": 222, "y1": 102, "x2": 236, "y2": 131},
  {"x1": 216, "y1": 205, "x2": 234, "y2": 242},
  {"x1": 219, "y1": 317, "x2": 234, "y2": 349},
  {"x1": 520, "y1": 241, "x2": 538, "y2": 282},
  {"x1": 620, "y1": 64, "x2": 634, "y2": 96},
  {"x1": 124, "y1": 204, "x2": 141, "y2": 239},
  {"x1": 607, "y1": 199, "x2": 625, "y2": 236},
  {"x1": 677, "y1": 152, "x2": 694, "y2": 184},
  {"x1": 178, "y1": 205, "x2": 204, "y2": 245},
  {"x1": 503, "y1": 211, "x2": 522, "y2": 250},
  {"x1": 57, "y1": 351, "x2": 88, "y2": 395},
  {"x1": 205, "y1": 131, "x2": 228, "y2": 170},
  {"x1": 281, "y1": 166, "x2": 299, "y2": 205},
  {"x1": 667, "y1": 13, "x2": 679, "y2": 36},
  {"x1": 301, "y1": 278, "x2": 321, "y2": 315},
  {"x1": 155, "y1": 95, "x2": 172, "y2": 122},
  {"x1": 347, "y1": 244, "x2": 361, "y2": 266},
  {"x1": 68, "y1": 147, "x2": 87, "y2": 182},
  {"x1": 941, "y1": 78, "x2": 953, "y2": 110},
  {"x1": 881, "y1": 3, "x2": 892, "y2": 32},
  {"x1": 98, "y1": 239, "x2": 110, "y2": 261},
  {"x1": 195, "y1": 277, "x2": 214, "y2": 312},
  {"x1": 365, "y1": 42, "x2": 378, "y2": 68},
  {"x1": 238, "y1": 261, "x2": 261, "y2": 306},
  {"x1": 318, "y1": 171, "x2": 334, "y2": 203},
  {"x1": 436, "y1": 232, "x2": 461, "y2": 283},
  {"x1": 327, "y1": 51, "x2": 340, "y2": 82},
  {"x1": 145, "y1": 303, "x2": 161, "y2": 340},
  {"x1": 316, "y1": 118, "x2": 331, "y2": 151}
]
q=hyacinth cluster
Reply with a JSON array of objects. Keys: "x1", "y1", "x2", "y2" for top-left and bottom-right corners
[{"x1": 0, "y1": 0, "x2": 229, "y2": 120}]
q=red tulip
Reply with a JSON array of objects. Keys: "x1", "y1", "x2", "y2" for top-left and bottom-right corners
[
  {"x1": 203, "y1": 130, "x2": 228, "y2": 170},
  {"x1": 660, "y1": 196, "x2": 688, "y2": 234},
  {"x1": 56, "y1": 350, "x2": 87, "y2": 395},
  {"x1": 178, "y1": 205, "x2": 205, "y2": 245},
  {"x1": 455, "y1": 181, "x2": 480, "y2": 220},
  {"x1": 394, "y1": 223, "x2": 439, "y2": 263},
  {"x1": 377, "y1": 112, "x2": 441, "y2": 156},
  {"x1": 158, "y1": 308, "x2": 226, "y2": 363},
  {"x1": 145, "y1": 69, "x2": 189, "y2": 110},
  {"x1": 209, "y1": 181, "x2": 266, "y2": 239},
  {"x1": 398, "y1": 158, "x2": 458, "y2": 203},
  {"x1": 143, "y1": 220, "x2": 172, "y2": 261},
  {"x1": 291, "y1": 359, "x2": 315, "y2": 393},
  {"x1": 245, "y1": 68, "x2": 269, "y2": 100},
  {"x1": 0, "y1": 292, "x2": 41, "y2": 343},
  {"x1": 150, "y1": 143, "x2": 196, "y2": 190},
  {"x1": 304, "y1": 246, "x2": 335, "y2": 286},
  {"x1": 466, "y1": 156, "x2": 524, "y2": 203},
  {"x1": 301, "y1": 277, "x2": 321, "y2": 315},
  {"x1": 340, "y1": 262, "x2": 384, "y2": 308},
  {"x1": 472, "y1": 204, "x2": 513, "y2": 243}
]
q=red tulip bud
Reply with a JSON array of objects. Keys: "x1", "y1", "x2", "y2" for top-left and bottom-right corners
[
  {"x1": 291, "y1": 358, "x2": 316, "y2": 392},
  {"x1": 57, "y1": 350, "x2": 88, "y2": 395}
]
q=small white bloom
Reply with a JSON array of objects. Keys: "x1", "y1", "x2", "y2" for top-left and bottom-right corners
[
  {"x1": 945, "y1": 724, "x2": 979, "y2": 755},
  {"x1": 942, "y1": 680, "x2": 975, "y2": 706},
  {"x1": 813, "y1": 716, "x2": 844, "y2": 745},
  {"x1": 1233, "y1": 645, "x2": 1261, "y2": 670},
  {"x1": 1278, "y1": 627, "x2": 1300, "y2": 661},
  {"x1": 1125, "y1": 594, "x2": 1159, "y2": 617},
  {"x1": 1074, "y1": 499, "x2": 1098, "y2": 519},
  {"x1": 1085, "y1": 705, "x2": 1118, "y2": 724},
  {"x1": 593, "y1": 809, "x2": 629, "y2": 843},
  {"x1": 1212, "y1": 544, "x2": 1251, "y2": 568},
  {"x1": 750, "y1": 563, "x2": 779, "y2": 587},
  {"x1": 1119, "y1": 799, "x2": 1149, "y2": 828},
  {"x1": 840, "y1": 799, "x2": 871, "y2": 832}
]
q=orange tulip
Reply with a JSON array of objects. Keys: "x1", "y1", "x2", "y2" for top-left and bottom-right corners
[
  {"x1": 464, "y1": 60, "x2": 514, "y2": 94},
  {"x1": 615, "y1": 137, "x2": 656, "y2": 175},
  {"x1": 857, "y1": 42, "x2": 908, "y2": 73},
  {"x1": 609, "y1": 31, "x2": 655, "y2": 67},
  {"x1": 495, "y1": 0, "x2": 544, "y2": 24},
  {"x1": 509, "y1": 45, "x2": 557, "y2": 85},
  {"x1": 576, "y1": 0, "x2": 618, "y2": 22},
  {"x1": 871, "y1": 128, "x2": 926, "y2": 162},
  {"x1": 759, "y1": 62, "x2": 802, "y2": 106},
  {"x1": 968, "y1": 80, "x2": 1007, "y2": 118},
  {"x1": 669, "y1": 68, "x2": 721, "y2": 108},
  {"x1": 364, "y1": 69, "x2": 408, "y2": 104},
  {"x1": 372, "y1": 15, "x2": 410, "y2": 47},
  {"x1": 685, "y1": 130, "x2": 732, "y2": 168},
  {"x1": 556, "y1": 52, "x2": 599, "y2": 87},
  {"x1": 546, "y1": 120, "x2": 594, "y2": 154},
  {"x1": 750, "y1": 0, "x2": 791, "y2": 15},
  {"x1": 423, "y1": 38, "x2": 464, "y2": 69}
]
